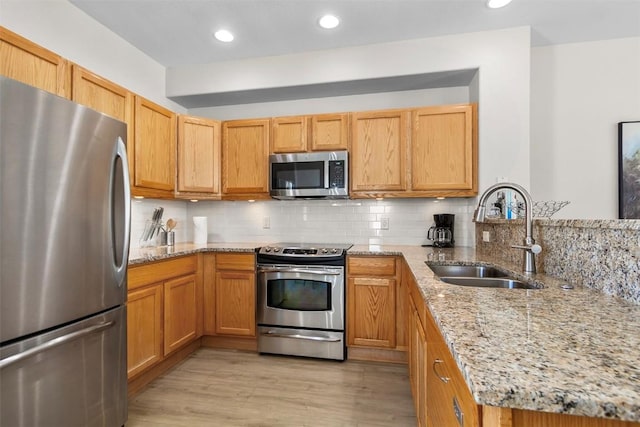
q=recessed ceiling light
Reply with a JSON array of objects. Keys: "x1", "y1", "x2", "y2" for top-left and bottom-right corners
[
  {"x1": 214, "y1": 29, "x2": 234, "y2": 42},
  {"x1": 318, "y1": 14, "x2": 340, "y2": 29},
  {"x1": 486, "y1": 0, "x2": 513, "y2": 8}
]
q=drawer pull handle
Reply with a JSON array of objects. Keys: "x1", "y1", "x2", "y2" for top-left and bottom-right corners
[{"x1": 433, "y1": 359, "x2": 450, "y2": 383}]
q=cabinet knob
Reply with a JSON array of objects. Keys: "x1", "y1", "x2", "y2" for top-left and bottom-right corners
[{"x1": 433, "y1": 359, "x2": 450, "y2": 383}]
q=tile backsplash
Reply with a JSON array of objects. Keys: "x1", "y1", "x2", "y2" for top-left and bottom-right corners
[
  {"x1": 130, "y1": 197, "x2": 477, "y2": 248},
  {"x1": 475, "y1": 219, "x2": 640, "y2": 304}
]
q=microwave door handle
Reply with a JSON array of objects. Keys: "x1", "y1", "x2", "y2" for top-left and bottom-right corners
[
  {"x1": 324, "y1": 160, "x2": 330, "y2": 189},
  {"x1": 257, "y1": 267, "x2": 341, "y2": 276}
]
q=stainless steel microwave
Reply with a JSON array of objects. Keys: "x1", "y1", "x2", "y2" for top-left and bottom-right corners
[{"x1": 269, "y1": 151, "x2": 349, "y2": 200}]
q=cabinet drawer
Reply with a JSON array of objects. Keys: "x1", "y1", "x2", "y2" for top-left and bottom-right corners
[
  {"x1": 128, "y1": 255, "x2": 197, "y2": 290},
  {"x1": 348, "y1": 256, "x2": 396, "y2": 276},
  {"x1": 216, "y1": 253, "x2": 255, "y2": 271}
]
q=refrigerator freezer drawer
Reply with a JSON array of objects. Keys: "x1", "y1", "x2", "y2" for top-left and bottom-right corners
[{"x1": 0, "y1": 306, "x2": 127, "y2": 427}]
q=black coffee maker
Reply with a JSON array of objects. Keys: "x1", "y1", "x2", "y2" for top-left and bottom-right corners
[{"x1": 427, "y1": 214, "x2": 455, "y2": 247}]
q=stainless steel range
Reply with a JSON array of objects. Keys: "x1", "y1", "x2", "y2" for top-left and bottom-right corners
[{"x1": 256, "y1": 242, "x2": 352, "y2": 361}]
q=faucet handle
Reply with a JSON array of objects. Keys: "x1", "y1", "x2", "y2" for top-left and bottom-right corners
[{"x1": 511, "y1": 243, "x2": 542, "y2": 254}]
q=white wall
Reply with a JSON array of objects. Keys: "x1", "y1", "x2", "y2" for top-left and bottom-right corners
[
  {"x1": 0, "y1": 0, "x2": 185, "y2": 112},
  {"x1": 531, "y1": 37, "x2": 640, "y2": 219}
]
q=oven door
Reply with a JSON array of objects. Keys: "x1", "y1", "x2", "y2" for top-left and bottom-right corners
[{"x1": 257, "y1": 264, "x2": 344, "y2": 331}]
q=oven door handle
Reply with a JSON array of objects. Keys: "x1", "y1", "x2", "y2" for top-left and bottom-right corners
[
  {"x1": 257, "y1": 267, "x2": 341, "y2": 275},
  {"x1": 261, "y1": 330, "x2": 342, "y2": 343}
]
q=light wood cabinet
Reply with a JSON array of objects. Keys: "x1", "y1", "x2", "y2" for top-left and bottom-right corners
[
  {"x1": 425, "y1": 305, "x2": 480, "y2": 427},
  {"x1": 0, "y1": 26, "x2": 70, "y2": 97},
  {"x1": 411, "y1": 104, "x2": 477, "y2": 195},
  {"x1": 271, "y1": 115, "x2": 308, "y2": 153},
  {"x1": 132, "y1": 95, "x2": 177, "y2": 198},
  {"x1": 311, "y1": 113, "x2": 350, "y2": 151},
  {"x1": 270, "y1": 113, "x2": 349, "y2": 154},
  {"x1": 71, "y1": 64, "x2": 133, "y2": 152},
  {"x1": 347, "y1": 256, "x2": 406, "y2": 362},
  {"x1": 163, "y1": 273, "x2": 198, "y2": 355},
  {"x1": 176, "y1": 115, "x2": 221, "y2": 200},
  {"x1": 410, "y1": 297, "x2": 427, "y2": 427},
  {"x1": 350, "y1": 109, "x2": 409, "y2": 194},
  {"x1": 222, "y1": 119, "x2": 270, "y2": 200},
  {"x1": 210, "y1": 253, "x2": 256, "y2": 337},
  {"x1": 127, "y1": 256, "x2": 199, "y2": 379},
  {"x1": 127, "y1": 283, "x2": 163, "y2": 379}
]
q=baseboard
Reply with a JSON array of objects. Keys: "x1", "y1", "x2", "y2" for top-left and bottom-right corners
[
  {"x1": 201, "y1": 335, "x2": 258, "y2": 351},
  {"x1": 347, "y1": 346, "x2": 408, "y2": 364}
]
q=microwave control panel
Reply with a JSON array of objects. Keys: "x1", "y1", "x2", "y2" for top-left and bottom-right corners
[{"x1": 329, "y1": 160, "x2": 346, "y2": 188}]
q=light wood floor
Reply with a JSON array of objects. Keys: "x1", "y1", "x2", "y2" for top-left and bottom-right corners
[{"x1": 127, "y1": 348, "x2": 416, "y2": 427}]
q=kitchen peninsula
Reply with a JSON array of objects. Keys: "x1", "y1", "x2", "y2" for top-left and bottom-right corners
[{"x1": 129, "y1": 242, "x2": 640, "y2": 426}]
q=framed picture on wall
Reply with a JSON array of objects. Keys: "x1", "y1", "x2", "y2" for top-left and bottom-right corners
[{"x1": 619, "y1": 121, "x2": 640, "y2": 219}]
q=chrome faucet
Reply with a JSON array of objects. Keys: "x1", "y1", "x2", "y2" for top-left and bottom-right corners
[{"x1": 473, "y1": 182, "x2": 542, "y2": 274}]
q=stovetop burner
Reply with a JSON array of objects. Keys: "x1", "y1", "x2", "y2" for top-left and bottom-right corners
[{"x1": 258, "y1": 242, "x2": 352, "y2": 258}]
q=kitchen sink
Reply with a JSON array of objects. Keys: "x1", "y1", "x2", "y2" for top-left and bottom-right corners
[
  {"x1": 438, "y1": 277, "x2": 538, "y2": 289},
  {"x1": 426, "y1": 263, "x2": 509, "y2": 278},
  {"x1": 426, "y1": 262, "x2": 540, "y2": 289}
]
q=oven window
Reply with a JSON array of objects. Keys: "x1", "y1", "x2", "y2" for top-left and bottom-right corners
[
  {"x1": 267, "y1": 279, "x2": 331, "y2": 311},
  {"x1": 271, "y1": 161, "x2": 324, "y2": 189}
]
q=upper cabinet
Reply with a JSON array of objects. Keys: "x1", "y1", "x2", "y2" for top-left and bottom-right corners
[
  {"x1": 351, "y1": 104, "x2": 477, "y2": 199},
  {"x1": 350, "y1": 109, "x2": 409, "y2": 194},
  {"x1": 310, "y1": 113, "x2": 350, "y2": 151},
  {"x1": 132, "y1": 96, "x2": 177, "y2": 198},
  {"x1": 0, "y1": 26, "x2": 70, "y2": 98},
  {"x1": 71, "y1": 64, "x2": 133, "y2": 152},
  {"x1": 222, "y1": 119, "x2": 270, "y2": 200},
  {"x1": 271, "y1": 115, "x2": 308, "y2": 153},
  {"x1": 411, "y1": 104, "x2": 477, "y2": 195},
  {"x1": 271, "y1": 113, "x2": 350, "y2": 154},
  {"x1": 176, "y1": 115, "x2": 221, "y2": 200}
]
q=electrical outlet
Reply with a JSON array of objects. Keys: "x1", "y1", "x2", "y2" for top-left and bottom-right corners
[
  {"x1": 262, "y1": 217, "x2": 270, "y2": 229},
  {"x1": 482, "y1": 231, "x2": 491, "y2": 242},
  {"x1": 381, "y1": 217, "x2": 389, "y2": 230}
]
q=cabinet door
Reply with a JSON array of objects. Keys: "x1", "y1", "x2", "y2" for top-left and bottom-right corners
[
  {"x1": 411, "y1": 104, "x2": 476, "y2": 192},
  {"x1": 351, "y1": 110, "x2": 409, "y2": 193},
  {"x1": 71, "y1": 64, "x2": 133, "y2": 150},
  {"x1": 222, "y1": 119, "x2": 270, "y2": 198},
  {"x1": 416, "y1": 311, "x2": 427, "y2": 427},
  {"x1": 0, "y1": 27, "x2": 70, "y2": 97},
  {"x1": 347, "y1": 276, "x2": 396, "y2": 348},
  {"x1": 127, "y1": 284, "x2": 163, "y2": 378},
  {"x1": 310, "y1": 113, "x2": 349, "y2": 151},
  {"x1": 271, "y1": 116, "x2": 307, "y2": 153},
  {"x1": 176, "y1": 115, "x2": 221, "y2": 198},
  {"x1": 133, "y1": 96, "x2": 177, "y2": 198},
  {"x1": 164, "y1": 274, "x2": 197, "y2": 355},
  {"x1": 426, "y1": 310, "x2": 480, "y2": 427},
  {"x1": 215, "y1": 271, "x2": 256, "y2": 337}
]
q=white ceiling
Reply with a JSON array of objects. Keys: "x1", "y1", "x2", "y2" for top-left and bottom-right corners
[{"x1": 71, "y1": 0, "x2": 640, "y2": 68}]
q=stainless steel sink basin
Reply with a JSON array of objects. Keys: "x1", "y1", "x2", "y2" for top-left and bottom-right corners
[
  {"x1": 439, "y1": 277, "x2": 538, "y2": 289},
  {"x1": 426, "y1": 263, "x2": 509, "y2": 278}
]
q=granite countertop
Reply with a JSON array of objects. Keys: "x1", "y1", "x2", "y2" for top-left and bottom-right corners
[
  {"x1": 352, "y1": 244, "x2": 640, "y2": 423},
  {"x1": 129, "y1": 242, "x2": 640, "y2": 422},
  {"x1": 128, "y1": 242, "x2": 263, "y2": 265}
]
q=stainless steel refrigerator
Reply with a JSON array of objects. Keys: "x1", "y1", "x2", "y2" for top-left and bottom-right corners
[{"x1": 0, "y1": 76, "x2": 130, "y2": 426}]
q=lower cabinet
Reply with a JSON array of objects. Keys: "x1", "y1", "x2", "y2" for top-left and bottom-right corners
[
  {"x1": 203, "y1": 252, "x2": 256, "y2": 339},
  {"x1": 127, "y1": 284, "x2": 163, "y2": 378},
  {"x1": 424, "y1": 304, "x2": 480, "y2": 427},
  {"x1": 347, "y1": 255, "x2": 406, "y2": 362},
  {"x1": 405, "y1": 260, "x2": 479, "y2": 427},
  {"x1": 127, "y1": 255, "x2": 200, "y2": 380},
  {"x1": 163, "y1": 274, "x2": 198, "y2": 354}
]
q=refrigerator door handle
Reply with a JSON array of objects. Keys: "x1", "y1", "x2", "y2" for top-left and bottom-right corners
[
  {"x1": 110, "y1": 137, "x2": 131, "y2": 287},
  {"x1": 0, "y1": 321, "x2": 115, "y2": 370}
]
